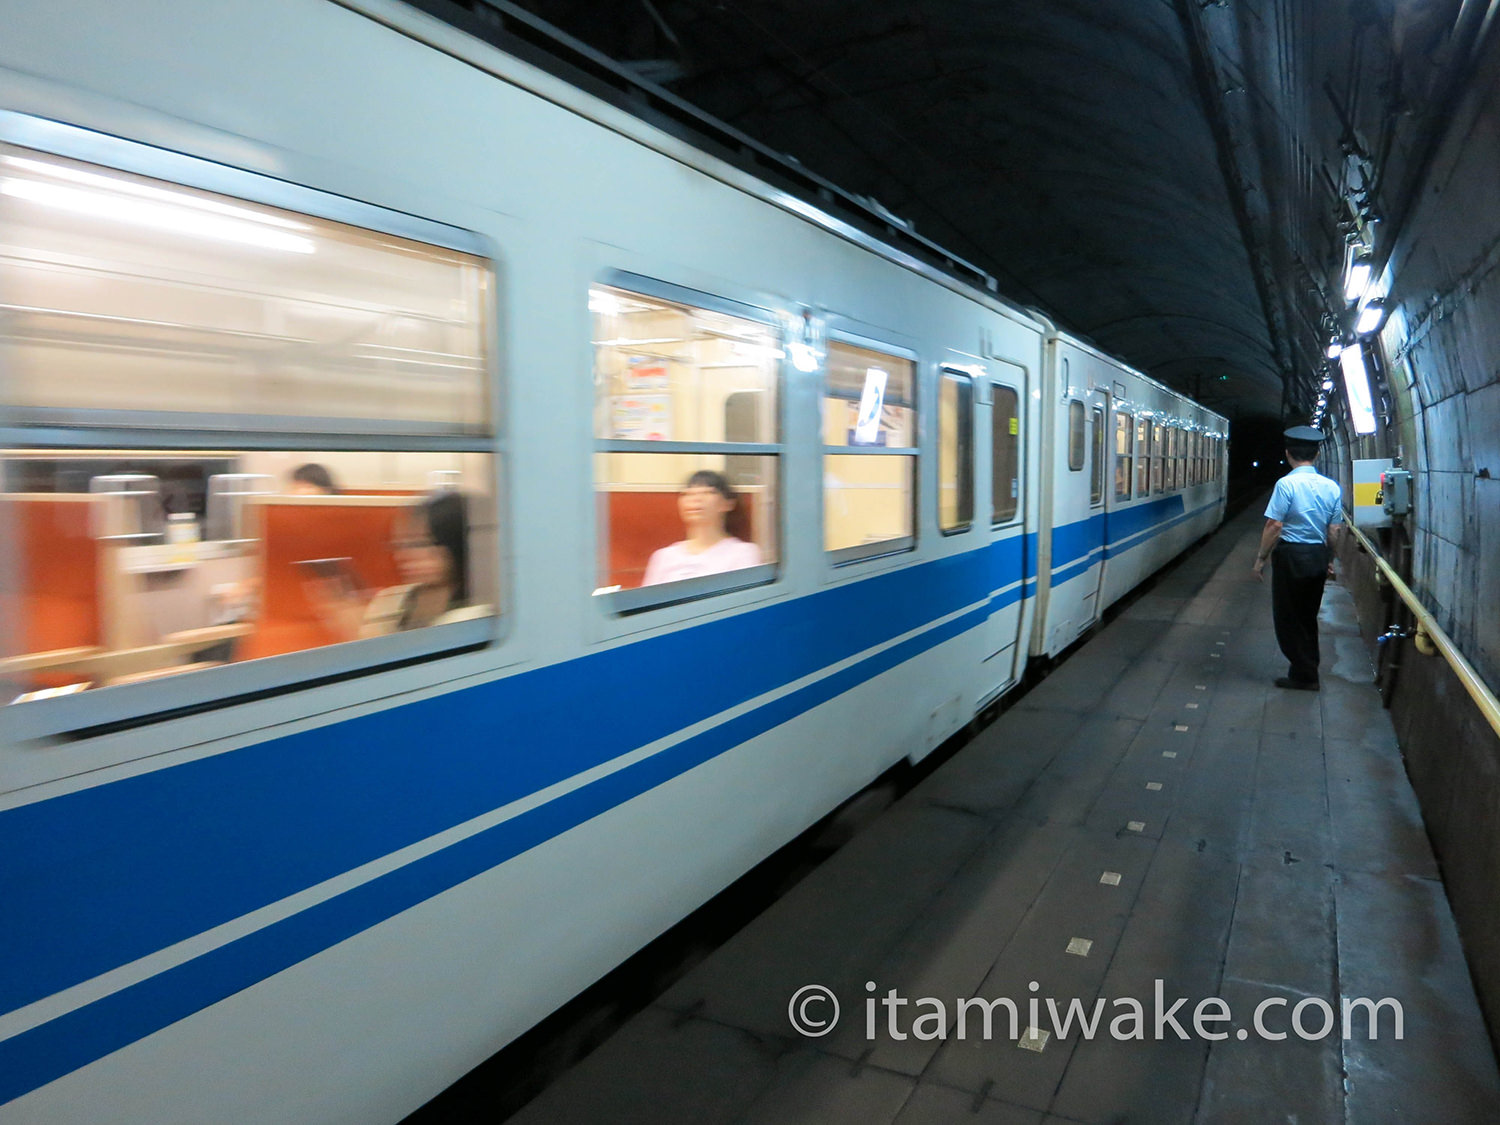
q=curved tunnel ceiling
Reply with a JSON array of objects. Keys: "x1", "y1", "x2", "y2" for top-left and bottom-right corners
[{"x1": 424, "y1": 0, "x2": 1491, "y2": 426}]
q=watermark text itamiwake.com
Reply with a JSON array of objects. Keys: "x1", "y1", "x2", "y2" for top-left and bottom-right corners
[{"x1": 787, "y1": 981, "x2": 1403, "y2": 1042}]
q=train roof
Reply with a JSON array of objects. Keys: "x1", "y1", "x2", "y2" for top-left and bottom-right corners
[{"x1": 371, "y1": 0, "x2": 1225, "y2": 424}]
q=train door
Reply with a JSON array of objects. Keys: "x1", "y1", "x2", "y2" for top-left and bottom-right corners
[
  {"x1": 1082, "y1": 397, "x2": 1108, "y2": 624},
  {"x1": 979, "y1": 370, "x2": 1025, "y2": 703},
  {"x1": 1043, "y1": 353, "x2": 1108, "y2": 654}
]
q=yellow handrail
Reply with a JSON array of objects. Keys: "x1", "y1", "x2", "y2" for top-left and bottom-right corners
[{"x1": 1344, "y1": 513, "x2": 1500, "y2": 743}]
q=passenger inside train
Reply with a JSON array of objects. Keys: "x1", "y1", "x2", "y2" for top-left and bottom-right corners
[
  {"x1": 591, "y1": 282, "x2": 780, "y2": 594},
  {"x1": 288, "y1": 462, "x2": 342, "y2": 496},
  {"x1": 641, "y1": 471, "x2": 762, "y2": 586},
  {"x1": 0, "y1": 453, "x2": 496, "y2": 707},
  {"x1": 304, "y1": 490, "x2": 474, "y2": 639}
]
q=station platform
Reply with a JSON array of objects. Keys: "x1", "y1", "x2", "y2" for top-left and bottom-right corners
[{"x1": 512, "y1": 504, "x2": 1500, "y2": 1124}]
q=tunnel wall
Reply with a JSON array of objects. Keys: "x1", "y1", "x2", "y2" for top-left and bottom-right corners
[{"x1": 1338, "y1": 27, "x2": 1500, "y2": 1047}]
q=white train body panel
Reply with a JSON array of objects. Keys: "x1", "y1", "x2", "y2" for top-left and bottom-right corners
[{"x1": 0, "y1": 1, "x2": 1225, "y2": 1120}]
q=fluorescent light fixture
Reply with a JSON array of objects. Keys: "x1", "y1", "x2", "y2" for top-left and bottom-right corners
[
  {"x1": 1, "y1": 155, "x2": 312, "y2": 232},
  {"x1": 1340, "y1": 346, "x2": 1378, "y2": 435},
  {"x1": 1322, "y1": 378, "x2": 1334, "y2": 391},
  {"x1": 1344, "y1": 253, "x2": 1373, "y2": 302},
  {"x1": 1325, "y1": 341, "x2": 1343, "y2": 360},
  {"x1": 1354, "y1": 298, "x2": 1387, "y2": 336},
  {"x1": 1, "y1": 175, "x2": 314, "y2": 253},
  {"x1": 589, "y1": 289, "x2": 623, "y2": 316}
]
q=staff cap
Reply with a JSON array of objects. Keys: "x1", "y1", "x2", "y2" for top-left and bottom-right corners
[{"x1": 1283, "y1": 425, "x2": 1326, "y2": 443}]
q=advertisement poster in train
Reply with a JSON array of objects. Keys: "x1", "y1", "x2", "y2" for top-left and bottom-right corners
[
  {"x1": 611, "y1": 394, "x2": 672, "y2": 440},
  {"x1": 612, "y1": 360, "x2": 672, "y2": 440}
]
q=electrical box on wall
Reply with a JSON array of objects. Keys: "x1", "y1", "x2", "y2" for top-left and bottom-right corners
[
  {"x1": 1352, "y1": 458, "x2": 1394, "y2": 528},
  {"x1": 1381, "y1": 468, "x2": 1413, "y2": 517}
]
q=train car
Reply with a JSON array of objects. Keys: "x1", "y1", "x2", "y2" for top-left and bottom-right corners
[
  {"x1": 0, "y1": 1, "x2": 1226, "y2": 1121},
  {"x1": 1033, "y1": 332, "x2": 1229, "y2": 657}
]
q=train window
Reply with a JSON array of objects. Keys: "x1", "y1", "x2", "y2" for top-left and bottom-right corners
[
  {"x1": 1067, "y1": 400, "x2": 1086, "y2": 472},
  {"x1": 1114, "y1": 412, "x2": 1133, "y2": 500},
  {"x1": 1151, "y1": 423, "x2": 1165, "y2": 494},
  {"x1": 590, "y1": 281, "x2": 780, "y2": 607},
  {"x1": 824, "y1": 339, "x2": 916, "y2": 560},
  {"x1": 1089, "y1": 406, "x2": 1105, "y2": 506},
  {"x1": 1190, "y1": 431, "x2": 1201, "y2": 485},
  {"x1": 0, "y1": 144, "x2": 497, "y2": 729},
  {"x1": 1136, "y1": 419, "x2": 1151, "y2": 497},
  {"x1": 1175, "y1": 429, "x2": 1187, "y2": 490},
  {"x1": 1167, "y1": 428, "x2": 1179, "y2": 490},
  {"x1": 938, "y1": 370, "x2": 974, "y2": 534},
  {"x1": 991, "y1": 385, "x2": 1020, "y2": 525},
  {"x1": 1, "y1": 148, "x2": 490, "y2": 428}
]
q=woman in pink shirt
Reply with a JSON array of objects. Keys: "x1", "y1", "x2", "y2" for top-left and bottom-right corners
[{"x1": 642, "y1": 470, "x2": 762, "y2": 586}]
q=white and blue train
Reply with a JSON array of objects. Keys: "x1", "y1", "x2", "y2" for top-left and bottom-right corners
[{"x1": 0, "y1": 1, "x2": 1227, "y2": 1120}]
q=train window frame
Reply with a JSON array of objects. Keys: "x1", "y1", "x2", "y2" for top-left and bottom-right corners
[
  {"x1": 1088, "y1": 406, "x2": 1105, "y2": 507},
  {"x1": 588, "y1": 271, "x2": 785, "y2": 616},
  {"x1": 0, "y1": 119, "x2": 506, "y2": 742},
  {"x1": 1067, "y1": 399, "x2": 1086, "y2": 472},
  {"x1": 990, "y1": 381, "x2": 1022, "y2": 527},
  {"x1": 822, "y1": 331, "x2": 919, "y2": 566},
  {"x1": 1135, "y1": 418, "x2": 1151, "y2": 498},
  {"x1": 938, "y1": 368, "x2": 974, "y2": 535},
  {"x1": 1114, "y1": 411, "x2": 1134, "y2": 501}
]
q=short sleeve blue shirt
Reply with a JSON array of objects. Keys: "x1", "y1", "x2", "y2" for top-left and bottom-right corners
[{"x1": 1265, "y1": 465, "x2": 1343, "y2": 544}]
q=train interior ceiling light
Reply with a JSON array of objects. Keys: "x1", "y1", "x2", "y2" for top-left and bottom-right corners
[
  {"x1": 1339, "y1": 346, "x2": 1379, "y2": 435},
  {"x1": 0, "y1": 152, "x2": 317, "y2": 254}
]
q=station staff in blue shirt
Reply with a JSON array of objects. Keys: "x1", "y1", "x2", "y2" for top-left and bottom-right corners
[{"x1": 1252, "y1": 426, "x2": 1345, "y2": 690}]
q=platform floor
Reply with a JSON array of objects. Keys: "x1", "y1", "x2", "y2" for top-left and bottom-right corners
[{"x1": 512, "y1": 504, "x2": 1500, "y2": 1124}]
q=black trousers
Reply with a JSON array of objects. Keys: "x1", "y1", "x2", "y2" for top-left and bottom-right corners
[{"x1": 1271, "y1": 542, "x2": 1329, "y2": 683}]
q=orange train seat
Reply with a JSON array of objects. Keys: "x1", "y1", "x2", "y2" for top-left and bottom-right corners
[
  {"x1": 1, "y1": 499, "x2": 100, "y2": 678},
  {"x1": 240, "y1": 499, "x2": 413, "y2": 660},
  {"x1": 603, "y1": 491, "x2": 756, "y2": 589}
]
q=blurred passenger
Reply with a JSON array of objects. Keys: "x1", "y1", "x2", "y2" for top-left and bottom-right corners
[
  {"x1": 642, "y1": 470, "x2": 761, "y2": 586},
  {"x1": 288, "y1": 463, "x2": 340, "y2": 495},
  {"x1": 306, "y1": 491, "x2": 469, "y2": 638}
]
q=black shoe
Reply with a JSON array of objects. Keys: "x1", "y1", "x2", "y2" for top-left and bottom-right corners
[{"x1": 1274, "y1": 677, "x2": 1320, "y2": 691}]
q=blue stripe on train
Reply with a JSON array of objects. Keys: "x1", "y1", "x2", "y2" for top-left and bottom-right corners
[
  {"x1": 1, "y1": 537, "x2": 1024, "y2": 1019},
  {"x1": 0, "y1": 498, "x2": 1213, "y2": 1102},
  {"x1": 0, "y1": 603, "x2": 992, "y2": 1105}
]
